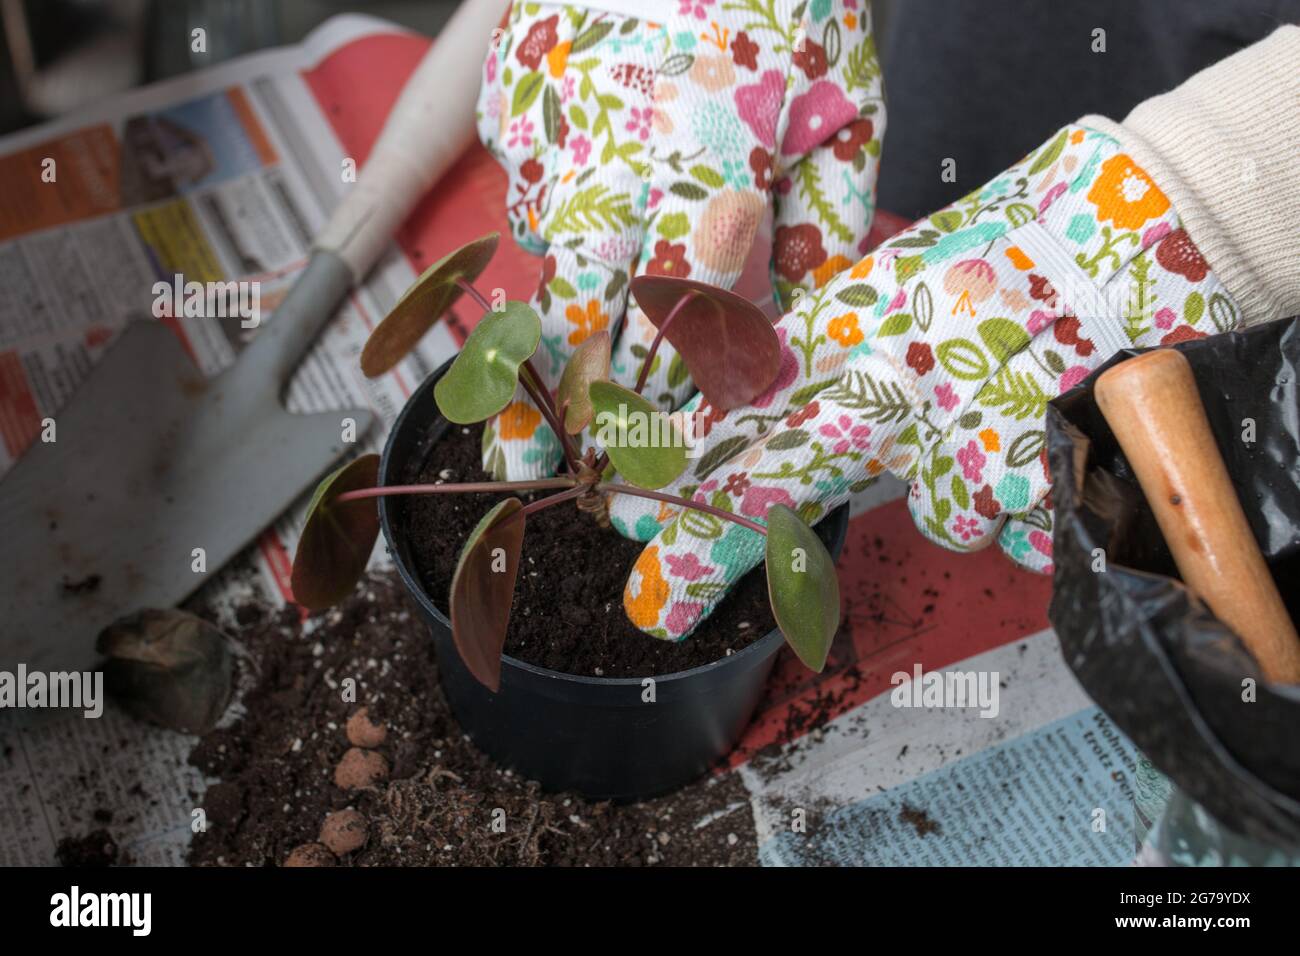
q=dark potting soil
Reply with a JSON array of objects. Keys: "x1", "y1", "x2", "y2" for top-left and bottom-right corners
[
  {"x1": 56, "y1": 829, "x2": 119, "y2": 867},
  {"x1": 187, "y1": 574, "x2": 758, "y2": 867},
  {"x1": 899, "y1": 803, "x2": 942, "y2": 838},
  {"x1": 400, "y1": 421, "x2": 776, "y2": 678}
]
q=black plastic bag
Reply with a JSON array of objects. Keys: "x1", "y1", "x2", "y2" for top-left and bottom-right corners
[{"x1": 1047, "y1": 315, "x2": 1300, "y2": 848}]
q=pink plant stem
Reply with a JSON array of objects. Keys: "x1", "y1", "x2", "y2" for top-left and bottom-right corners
[
  {"x1": 455, "y1": 276, "x2": 492, "y2": 313},
  {"x1": 520, "y1": 358, "x2": 581, "y2": 470},
  {"x1": 596, "y1": 482, "x2": 768, "y2": 536},
  {"x1": 520, "y1": 486, "x2": 586, "y2": 518},
  {"x1": 494, "y1": 486, "x2": 589, "y2": 533},
  {"x1": 336, "y1": 477, "x2": 576, "y2": 503},
  {"x1": 633, "y1": 292, "x2": 693, "y2": 396}
]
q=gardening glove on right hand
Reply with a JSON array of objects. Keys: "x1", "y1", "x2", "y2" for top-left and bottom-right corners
[
  {"x1": 616, "y1": 24, "x2": 1300, "y2": 640},
  {"x1": 475, "y1": 0, "x2": 884, "y2": 480}
]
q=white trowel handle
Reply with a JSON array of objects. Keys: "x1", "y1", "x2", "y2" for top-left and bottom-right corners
[
  {"x1": 244, "y1": 0, "x2": 508, "y2": 387},
  {"x1": 315, "y1": 0, "x2": 509, "y2": 281}
]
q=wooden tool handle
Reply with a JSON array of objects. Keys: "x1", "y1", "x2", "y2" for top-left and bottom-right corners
[{"x1": 1095, "y1": 349, "x2": 1300, "y2": 683}]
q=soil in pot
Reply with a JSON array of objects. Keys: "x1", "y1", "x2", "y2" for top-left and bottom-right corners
[{"x1": 400, "y1": 421, "x2": 781, "y2": 678}]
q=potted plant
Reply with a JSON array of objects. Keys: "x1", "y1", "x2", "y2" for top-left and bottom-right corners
[{"x1": 291, "y1": 234, "x2": 849, "y2": 799}]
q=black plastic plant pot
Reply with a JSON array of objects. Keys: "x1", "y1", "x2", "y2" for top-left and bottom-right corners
[
  {"x1": 378, "y1": 359, "x2": 849, "y2": 801},
  {"x1": 1047, "y1": 316, "x2": 1300, "y2": 847}
]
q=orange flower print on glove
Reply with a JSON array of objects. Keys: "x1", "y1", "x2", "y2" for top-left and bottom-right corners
[
  {"x1": 564, "y1": 299, "x2": 609, "y2": 346},
  {"x1": 625, "y1": 546, "x2": 670, "y2": 632},
  {"x1": 498, "y1": 401, "x2": 541, "y2": 441},
  {"x1": 1087, "y1": 154, "x2": 1171, "y2": 230},
  {"x1": 814, "y1": 255, "x2": 854, "y2": 288},
  {"x1": 827, "y1": 312, "x2": 864, "y2": 347}
]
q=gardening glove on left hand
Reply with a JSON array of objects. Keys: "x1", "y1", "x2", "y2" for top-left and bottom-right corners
[
  {"x1": 475, "y1": 0, "x2": 884, "y2": 480},
  {"x1": 614, "y1": 22, "x2": 1300, "y2": 640}
]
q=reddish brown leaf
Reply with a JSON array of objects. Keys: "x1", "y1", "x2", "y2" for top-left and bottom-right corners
[
  {"x1": 629, "y1": 274, "x2": 781, "y2": 410},
  {"x1": 449, "y1": 498, "x2": 525, "y2": 692},
  {"x1": 557, "y1": 330, "x2": 611, "y2": 433},
  {"x1": 360, "y1": 233, "x2": 499, "y2": 377},
  {"x1": 291, "y1": 455, "x2": 381, "y2": 610}
]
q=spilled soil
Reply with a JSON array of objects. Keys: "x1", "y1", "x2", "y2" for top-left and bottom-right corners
[{"x1": 186, "y1": 574, "x2": 758, "y2": 867}]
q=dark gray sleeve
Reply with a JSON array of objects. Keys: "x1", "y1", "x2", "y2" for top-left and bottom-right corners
[{"x1": 873, "y1": 0, "x2": 1299, "y2": 220}]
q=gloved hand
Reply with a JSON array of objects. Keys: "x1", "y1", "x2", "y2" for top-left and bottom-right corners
[
  {"x1": 475, "y1": 0, "x2": 884, "y2": 479},
  {"x1": 615, "y1": 121, "x2": 1243, "y2": 639}
]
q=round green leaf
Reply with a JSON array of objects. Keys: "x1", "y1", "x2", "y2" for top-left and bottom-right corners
[
  {"x1": 629, "y1": 274, "x2": 781, "y2": 410},
  {"x1": 765, "y1": 505, "x2": 840, "y2": 673},
  {"x1": 835, "y1": 283, "x2": 878, "y2": 307},
  {"x1": 434, "y1": 300, "x2": 542, "y2": 424},
  {"x1": 977, "y1": 318, "x2": 1031, "y2": 364},
  {"x1": 694, "y1": 434, "x2": 748, "y2": 479},
  {"x1": 879, "y1": 312, "x2": 913, "y2": 337},
  {"x1": 895, "y1": 255, "x2": 923, "y2": 284},
  {"x1": 822, "y1": 17, "x2": 842, "y2": 64},
  {"x1": 290, "y1": 454, "x2": 381, "y2": 610},
  {"x1": 913, "y1": 282, "x2": 934, "y2": 331},
  {"x1": 1027, "y1": 128, "x2": 1068, "y2": 175},
  {"x1": 557, "y1": 330, "x2": 610, "y2": 434},
  {"x1": 1208, "y1": 292, "x2": 1237, "y2": 332},
  {"x1": 512, "y1": 72, "x2": 544, "y2": 116},
  {"x1": 936, "y1": 338, "x2": 990, "y2": 381},
  {"x1": 589, "y1": 380, "x2": 688, "y2": 489},
  {"x1": 767, "y1": 429, "x2": 810, "y2": 451},
  {"x1": 1006, "y1": 203, "x2": 1037, "y2": 227},
  {"x1": 1005, "y1": 430, "x2": 1046, "y2": 469},
  {"x1": 450, "y1": 498, "x2": 525, "y2": 693},
  {"x1": 930, "y1": 211, "x2": 963, "y2": 234},
  {"x1": 951, "y1": 474, "x2": 970, "y2": 510},
  {"x1": 360, "y1": 233, "x2": 499, "y2": 377}
]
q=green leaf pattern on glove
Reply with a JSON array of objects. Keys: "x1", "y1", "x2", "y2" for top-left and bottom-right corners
[
  {"x1": 618, "y1": 123, "x2": 1240, "y2": 640},
  {"x1": 474, "y1": 1, "x2": 884, "y2": 480}
]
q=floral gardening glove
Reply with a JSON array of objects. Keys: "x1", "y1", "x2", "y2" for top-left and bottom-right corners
[
  {"x1": 614, "y1": 123, "x2": 1242, "y2": 639},
  {"x1": 475, "y1": 0, "x2": 884, "y2": 479}
]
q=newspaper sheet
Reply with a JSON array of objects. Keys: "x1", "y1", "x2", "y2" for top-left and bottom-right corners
[
  {"x1": 0, "y1": 13, "x2": 507, "y2": 865},
  {"x1": 0, "y1": 14, "x2": 1153, "y2": 866}
]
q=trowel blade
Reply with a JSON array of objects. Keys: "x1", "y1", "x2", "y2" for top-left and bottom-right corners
[{"x1": 0, "y1": 320, "x2": 372, "y2": 672}]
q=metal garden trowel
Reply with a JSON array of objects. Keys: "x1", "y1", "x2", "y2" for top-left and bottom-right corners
[{"x1": 0, "y1": 0, "x2": 505, "y2": 672}]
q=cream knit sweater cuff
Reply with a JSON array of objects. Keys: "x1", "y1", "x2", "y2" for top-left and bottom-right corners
[{"x1": 1082, "y1": 24, "x2": 1300, "y2": 327}]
